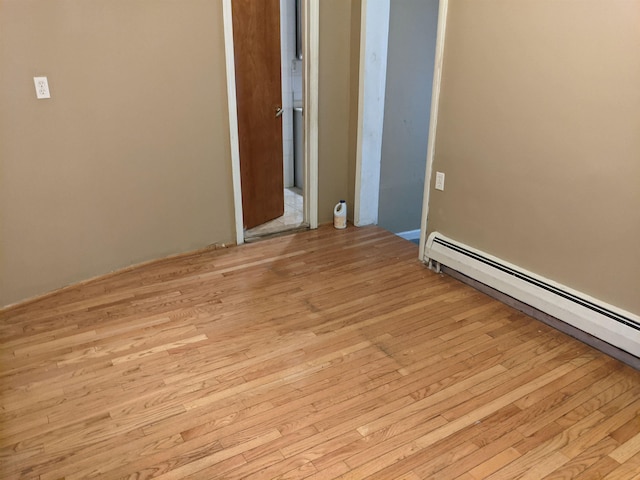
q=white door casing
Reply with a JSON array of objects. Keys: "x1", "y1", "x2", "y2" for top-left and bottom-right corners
[{"x1": 222, "y1": 0, "x2": 319, "y2": 244}]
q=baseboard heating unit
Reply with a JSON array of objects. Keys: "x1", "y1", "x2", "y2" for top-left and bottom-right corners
[{"x1": 424, "y1": 232, "x2": 640, "y2": 357}]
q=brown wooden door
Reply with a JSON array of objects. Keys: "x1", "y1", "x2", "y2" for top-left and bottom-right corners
[{"x1": 232, "y1": 0, "x2": 284, "y2": 230}]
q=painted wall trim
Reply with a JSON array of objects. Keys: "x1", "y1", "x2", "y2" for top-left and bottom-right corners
[
  {"x1": 304, "y1": 0, "x2": 319, "y2": 229},
  {"x1": 223, "y1": 0, "x2": 319, "y2": 241},
  {"x1": 396, "y1": 229, "x2": 421, "y2": 241},
  {"x1": 353, "y1": 0, "x2": 367, "y2": 226},
  {"x1": 222, "y1": 0, "x2": 244, "y2": 245},
  {"x1": 418, "y1": 0, "x2": 449, "y2": 259},
  {"x1": 354, "y1": 0, "x2": 391, "y2": 227},
  {"x1": 426, "y1": 232, "x2": 640, "y2": 356}
]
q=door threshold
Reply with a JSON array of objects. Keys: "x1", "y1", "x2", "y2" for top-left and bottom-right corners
[{"x1": 244, "y1": 187, "x2": 304, "y2": 240}]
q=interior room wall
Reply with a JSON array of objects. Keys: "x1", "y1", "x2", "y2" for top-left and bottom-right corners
[
  {"x1": 427, "y1": 0, "x2": 640, "y2": 314},
  {"x1": 318, "y1": 0, "x2": 360, "y2": 224},
  {"x1": 378, "y1": 0, "x2": 439, "y2": 234},
  {"x1": 0, "y1": 0, "x2": 364, "y2": 308},
  {"x1": 0, "y1": 0, "x2": 236, "y2": 308}
]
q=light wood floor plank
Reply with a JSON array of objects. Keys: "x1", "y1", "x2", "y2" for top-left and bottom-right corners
[{"x1": 1, "y1": 225, "x2": 638, "y2": 479}]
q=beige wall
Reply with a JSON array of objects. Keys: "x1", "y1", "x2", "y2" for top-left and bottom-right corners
[
  {"x1": 0, "y1": 0, "x2": 362, "y2": 308},
  {"x1": 0, "y1": 0, "x2": 236, "y2": 307},
  {"x1": 318, "y1": 0, "x2": 360, "y2": 224},
  {"x1": 428, "y1": 0, "x2": 640, "y2": 314}
]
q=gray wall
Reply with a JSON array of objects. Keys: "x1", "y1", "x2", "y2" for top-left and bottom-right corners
[
  {"x1": 428, "y1": 0, "x2": 640, "y2": 314},
  {"x1": 378, "y1": 0, "x2": 439, "y2": 234}
]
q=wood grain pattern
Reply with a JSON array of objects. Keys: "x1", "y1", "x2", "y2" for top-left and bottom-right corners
[
  {"x1": 232, "y1": 0, "x2": 285, "y2": 229},
  {"x1": 1, "y1": 225, "x2": 639, "y2": 479}
]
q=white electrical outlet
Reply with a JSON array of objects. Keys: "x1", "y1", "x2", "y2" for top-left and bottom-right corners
[
  {"x1": 33, "y1": 76, "x2": 51, "y2": 99},
  {"x1": 435, "y1": 171, "x2": 445, "y2": 191}
]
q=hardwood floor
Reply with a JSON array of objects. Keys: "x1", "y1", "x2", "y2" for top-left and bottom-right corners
[{"x1": 1, "y1": 225, "x2": 639, "y2": 479}]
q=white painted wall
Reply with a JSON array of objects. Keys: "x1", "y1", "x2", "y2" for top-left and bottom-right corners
[{"x1": 354, "y1": 0, "x2": 390, "y2": 227}]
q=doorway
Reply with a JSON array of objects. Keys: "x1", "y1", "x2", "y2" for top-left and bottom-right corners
[
  {"x1": 222, "y1": 0, "x2": 319, "y2": 245},
  {"x1": 245, "y1": 0, "x2": 305, "y2": 239},
  {"x1": 354, "y1": 0, "x2": 447, "y2": 259},
  {"x1": 378, "y1": 0, "x2": 440, "y2": 244}
]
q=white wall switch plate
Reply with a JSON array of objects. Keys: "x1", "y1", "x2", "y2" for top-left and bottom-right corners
[
  {"x1": 435, "y1": 171, "x2": 445, "y2": 191},
  {"x1": 34, "y1": 76, "x2": 51, "y2": 99}
]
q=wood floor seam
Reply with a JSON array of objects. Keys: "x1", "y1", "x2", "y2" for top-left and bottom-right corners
[{"x1": 1, "y1": 226, "x2": 638, "y2": 479}]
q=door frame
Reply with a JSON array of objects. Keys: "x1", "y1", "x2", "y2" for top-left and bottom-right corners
[
  {"x1": 353, "y1": 0, "x2": 449, "y2": 260},
  {"x1": 418, "y1": 0, "x2": 448, "y2": 260},
  {"x1": 222, "y1": 0, "x2": 319, "y2": 245},
  {"x1": 353, "y1": 0, "x2": 390, "y2": 227}
]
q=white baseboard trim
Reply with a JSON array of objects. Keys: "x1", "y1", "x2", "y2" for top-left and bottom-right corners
[
  {"x1": 425, "y1": 232, "x2": 640, "y2": 357},
  {"x1": 396, "y1": 229, "x2": 421, "y2": 241}
]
